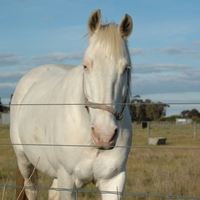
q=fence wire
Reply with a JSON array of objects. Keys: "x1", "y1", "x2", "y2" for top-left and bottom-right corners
[
  {"x1": 1, "y1": 184, "x2": 200, "y2": 199},
  {"x1": 2, "y1": 102, "x2": 200, "y2": 106},
  {"x1": 0, "y1": 143, "x2": 200, "y2": 150}
]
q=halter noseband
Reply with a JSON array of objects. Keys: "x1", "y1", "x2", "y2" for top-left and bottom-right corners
[{"x1": 82, "y1": 70, "x2": 130, "y2": 121}]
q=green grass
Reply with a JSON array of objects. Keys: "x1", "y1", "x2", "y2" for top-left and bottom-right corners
[{"x1": 0, "y1": 123, "x2": 200, "y2": 199}]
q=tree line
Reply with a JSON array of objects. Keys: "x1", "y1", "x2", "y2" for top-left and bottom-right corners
[
  {"x1": 129, "y1": 95, "x2": 200, "y2": 123},
  {"x1": 180, "y1": 108, "x2": 200, "y2": 123}
]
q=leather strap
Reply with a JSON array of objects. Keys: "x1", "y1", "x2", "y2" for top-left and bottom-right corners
[{"x1": 82, "y1": 70, "x2": 129, "y2": 121}]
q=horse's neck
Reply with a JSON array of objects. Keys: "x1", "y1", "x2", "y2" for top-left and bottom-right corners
[{"x1": 61, "y1": 65, "x2": 90, "y2": 126}]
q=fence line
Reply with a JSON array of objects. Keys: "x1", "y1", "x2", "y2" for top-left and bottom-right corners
[
  {"x1": 0, "y1": 143, "x2": 200, "y2": 150},
  {"x1": 1, "y1": 103, "x2": 200, "y2": 199},
  {"x1": 1, "y1": 184, "x2": 200, "y2": 199},
  {"x1": 0, "y1": 184, "x2": 200, "y2": 200},
  {"x1": 1, "y1": 141, "x2": 200, "y2": 198}
]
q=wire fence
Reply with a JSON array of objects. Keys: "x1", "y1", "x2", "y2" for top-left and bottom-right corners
[
  {"x1": 1, "y1": 141, "x2": 200, "y2": 199},
  {"x1": 0, "y1": 103, "x2": 200, "y2": 199},
  {"x1": 1, "y1": 184, "x2": 200, "y2": 200}
]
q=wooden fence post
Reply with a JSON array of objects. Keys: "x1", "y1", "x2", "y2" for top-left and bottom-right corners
[
  {"x1": 194, "y1": 122, "x2": 197, "y2": 141},
  {"x1": 147, "y1": 121, "x2": 150, "y2": 144}
]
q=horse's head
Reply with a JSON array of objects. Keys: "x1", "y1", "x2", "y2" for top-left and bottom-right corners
[{"x1": 83, "y1": 10, "x2": 133, "y2": 150}]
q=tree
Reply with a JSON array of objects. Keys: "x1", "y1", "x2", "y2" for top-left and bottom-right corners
[
  {"x1": 129, "y1": 95, "x2": 140, "y2": 121},
  {"x1": 181, "y1": 110, "x2": 190, "y2": 117},
  {"x1": 190, "y1": 108, "x2": 200, "y2": 118},
  {"x1": 9, "y1": 94, "x2": 13, "y2": 105},
  {"x1": 0, "y1": 97, "x2": 10, "y2": 113},
  {"x1": 130, "y1": 96, "x2": 147, "y2": 122},
  {"x1": 130, "y1": 96, "x2": 169, "y2": 122},
  {"x1": 146, "y1": 102, "x2": 168, "y2": 120},
  {"x1": 180, "y1": 109, "x2": 200, "y2": 118}
]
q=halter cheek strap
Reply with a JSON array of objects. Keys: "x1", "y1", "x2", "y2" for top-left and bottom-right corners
[
  {"x1": 82, "y1": 72, "x2": 129, "y2": 121},
  {"x1": 84, "y1": 93, "x2": 124, "y2": 120}
]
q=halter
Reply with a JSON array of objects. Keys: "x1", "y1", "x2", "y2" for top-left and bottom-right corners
[{"x1": 82, "y1": 69, "x2": 130, "y2": 121}]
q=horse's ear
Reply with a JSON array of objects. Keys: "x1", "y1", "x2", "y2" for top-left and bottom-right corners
[
  {"x1": 118, "y1": 14, "x2": 133, "y2": 39},
  {"x1": 88, "y1": 9, "x2": 102, "y2": 35}
]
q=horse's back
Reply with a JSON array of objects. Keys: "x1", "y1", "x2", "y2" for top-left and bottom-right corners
[{"x1": 12, "y1": 64, "x2": 75, "y2": 105}]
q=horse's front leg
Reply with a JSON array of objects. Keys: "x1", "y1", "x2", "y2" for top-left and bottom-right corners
[
  {"x1": 57, "y1": 168, "x2": 76, "y2": 200},
  {"x1": 98, "y1": 171, "x2": 126, "y2": 200},
  {"x1": 48, "y1": 179, "x2": 60, "y2": 200}
]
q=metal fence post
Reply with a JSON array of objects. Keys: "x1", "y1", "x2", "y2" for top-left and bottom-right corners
[{"x1": 74, "y1": 189, "x2": 78, "y2": 200}]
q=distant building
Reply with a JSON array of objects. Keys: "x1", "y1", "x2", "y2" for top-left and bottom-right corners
[
  {"x1": 176, "y1": 118, "x2": 192, "y2": 124},
  {"x1": 1, "y1": 113, "x2": 10, "y2": 125}
]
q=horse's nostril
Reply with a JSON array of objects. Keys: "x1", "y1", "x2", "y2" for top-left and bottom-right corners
[
  {"x1": 110, "y1": 128, "x2": 118, "y2": 143},
  {"x1": 91, "y1": 126, "x2": 99, "y2": 144}
]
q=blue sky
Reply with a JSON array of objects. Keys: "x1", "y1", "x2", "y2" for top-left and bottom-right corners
[{"x1": 0, "y1": 0, "x2": 200, "y2": 116}]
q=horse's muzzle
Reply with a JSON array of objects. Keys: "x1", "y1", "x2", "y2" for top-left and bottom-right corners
[{"x1": 91, "y1": 127, "x2": 118, "y2": 150}]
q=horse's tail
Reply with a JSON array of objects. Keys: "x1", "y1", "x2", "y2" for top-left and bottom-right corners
[{"x1": 16, "y1": 165, "x2": 28, "y2": 200}]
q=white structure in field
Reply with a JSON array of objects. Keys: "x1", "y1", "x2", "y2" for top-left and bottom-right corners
[
  {"x1": 176, "y1": 118, "x2": 192, "y2": 124},
  {"x1": 1, "y1": 113, "x2": 10, "y2": 124}
]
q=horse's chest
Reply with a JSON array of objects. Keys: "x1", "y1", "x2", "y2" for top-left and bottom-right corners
[
  {"x1": 74, "y1": 161, "x2": 94, "y2": 188},
  {"x1": 73, "y1": 151, "x2": 123, "y2": 188}
]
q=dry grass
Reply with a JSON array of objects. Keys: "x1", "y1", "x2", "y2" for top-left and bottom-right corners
[{"x1": 0, "y1": 123, "x2": 200, "y2": 199}]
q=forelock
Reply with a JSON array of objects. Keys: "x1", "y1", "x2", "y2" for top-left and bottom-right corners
[{"x1": 89, "y1": 23, "x2": 128, "y2": 58}]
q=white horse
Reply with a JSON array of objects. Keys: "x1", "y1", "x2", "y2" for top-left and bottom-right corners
[{"x1": 10, "y1": 9, "x2": 133, "y2": 200}]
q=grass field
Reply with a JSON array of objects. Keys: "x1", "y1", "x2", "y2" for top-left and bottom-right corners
[{"x1": 0, "y1": 122, "x2": 200, "y2": 200}]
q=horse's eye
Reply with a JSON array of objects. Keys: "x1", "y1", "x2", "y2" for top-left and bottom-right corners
[{"x1": 83, "y1": 65, "x2": 87, "y2": 69}]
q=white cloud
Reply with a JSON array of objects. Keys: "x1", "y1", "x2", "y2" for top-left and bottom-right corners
[
  {"x1": 129, "y1": 48, "x2": 147, "y2": 57},
  {"x1": 141, "y1": 92, "x2": 200, "y2": 103},
  {"x1": 0, "y1": 82, "x2": 16, "y2": 88},
  {"x1": 132, "y1": 63, "x2": 193, "y2": 74},
  {"x1": 31, "y1": 51, "x2": 84, "y2": 65},
  {"x1": 0, "y1": 52, "x2": 23, "y2": 67},
  {"x1": 0, "y1": 71, "x2": 26, "y2": 83},
  {"x1": 0, "y1": 52, "x2": 19, "y2": 58},
  {"x1": 0, "y1": 71, "x2": 26, "y2": 77},
  {"x1": 155, "y1": 47, "x2": 198, "y2": 55},
  {"x1": 193, "y1": 40, "x2": 200, "y2": 46},
  {"x1": 131, "y1": 68, "x2": 200, "y2": 96}
]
